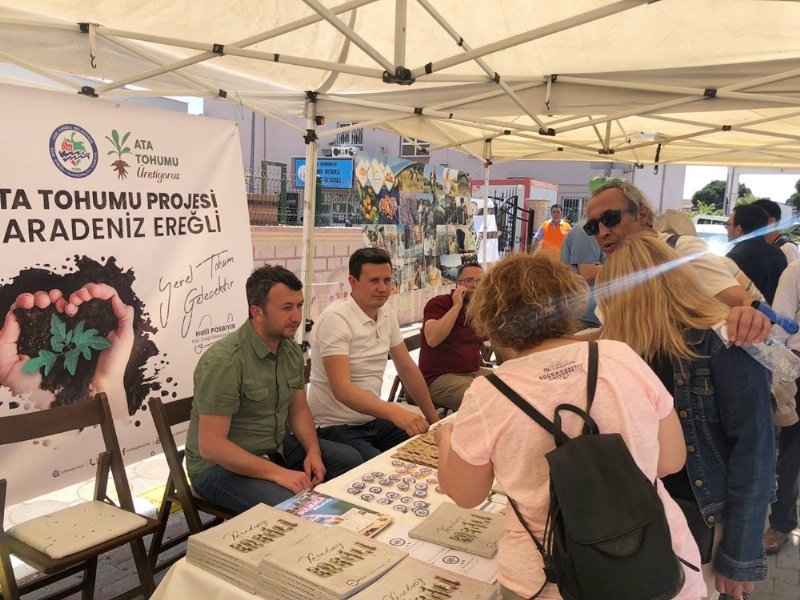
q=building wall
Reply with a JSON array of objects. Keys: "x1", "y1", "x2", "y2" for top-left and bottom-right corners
[
  {"x1": 205, "y1": 99, "x2": 686, "y2": 216},
  {"x1": 250, "y1": 226, "x2": 445, "y2": 326}
]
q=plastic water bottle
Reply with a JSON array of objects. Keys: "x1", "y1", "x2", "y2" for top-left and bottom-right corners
[{"x1": 713, "y1": 322, "x2": 800, "y2": 381}]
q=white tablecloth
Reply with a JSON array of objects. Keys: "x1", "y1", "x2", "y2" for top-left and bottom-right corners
[{"x1": 152, "y1": 425, "x2": 501, "y2": 599}]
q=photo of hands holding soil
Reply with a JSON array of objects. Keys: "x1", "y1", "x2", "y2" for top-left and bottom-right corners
[{"x1": 0, "y1": 255, "x2": 160, "y2": 423}]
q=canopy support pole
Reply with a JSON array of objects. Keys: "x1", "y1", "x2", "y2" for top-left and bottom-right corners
[
  {"x1": 298, "y1": 93, "x2": 320, "y2": 348},
  {"x1": 480, "y1": 140, "x2": 492, "y2": 268}
]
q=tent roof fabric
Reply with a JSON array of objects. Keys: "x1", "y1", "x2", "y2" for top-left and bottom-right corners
[{"x1": 3, "y1": 0, "x2": 800, "y2": 167}]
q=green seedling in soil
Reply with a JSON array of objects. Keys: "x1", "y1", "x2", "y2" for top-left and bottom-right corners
[{"x1": 22, "y1": 314, "x2": 112, "y2": 377}]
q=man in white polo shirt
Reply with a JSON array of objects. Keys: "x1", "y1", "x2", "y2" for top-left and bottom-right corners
[{"x1": 307, "y1": 248, "x2": 440, "y2": 460}]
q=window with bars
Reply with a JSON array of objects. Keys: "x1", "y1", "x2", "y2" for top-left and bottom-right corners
[
  {"x1": 400, "y1": 137, "x2": 430, "y2": 157},
  {"x1": 559, "y1": 196, "x2": 587, "y2": 224},
  {"x1": 334, "y1": 122, "x2": 363, "y2": 148}
]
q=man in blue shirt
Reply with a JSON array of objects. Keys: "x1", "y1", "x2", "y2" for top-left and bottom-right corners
[{"x1": 560, "y1": 222, "x2": 604, "y2": 330}]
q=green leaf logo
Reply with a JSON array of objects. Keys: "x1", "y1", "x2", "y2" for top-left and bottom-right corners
[{"x1": 21, "y1": 315, "x2": 112, "y2": 377}]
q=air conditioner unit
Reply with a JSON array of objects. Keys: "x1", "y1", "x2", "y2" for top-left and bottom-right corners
[{"x1": 332, "y1": 146, "x2": 357, "y2": 157}]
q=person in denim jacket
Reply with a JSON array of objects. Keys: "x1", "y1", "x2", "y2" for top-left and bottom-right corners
[{"x1": 597, "y1": 234, "x2": 775, "y2": 600}]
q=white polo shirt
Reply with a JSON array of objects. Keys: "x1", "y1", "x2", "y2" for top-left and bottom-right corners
[
  {"x1": 656, "y1": 232, "x2": 740, "y2": 297},
  {"x1": 307, "y1": 294, "x2": 403, "y2": 428}
]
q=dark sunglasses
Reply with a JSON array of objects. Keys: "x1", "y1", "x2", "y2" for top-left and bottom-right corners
[{"x1": 583, "y1": 207, "x2": 638, "y2": 236}]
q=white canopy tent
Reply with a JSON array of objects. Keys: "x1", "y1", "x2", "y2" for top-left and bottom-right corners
[
  {"x1": 1, "y1": 0, "x2": 800, "y2": 168},
  {"x1": 2, "y1": 0, "x2": 800, "y2": 329}
]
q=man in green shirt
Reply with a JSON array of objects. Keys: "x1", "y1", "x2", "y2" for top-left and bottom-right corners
[{"x1": 185, "y1": 265, "x2": 362, "y2": 513}]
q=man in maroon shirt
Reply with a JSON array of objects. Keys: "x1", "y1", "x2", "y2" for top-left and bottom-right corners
[{"x1": 418, "y1": 263, "x2": 491, "y2": 411}]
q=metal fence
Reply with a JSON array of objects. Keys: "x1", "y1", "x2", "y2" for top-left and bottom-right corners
[{"x1": 245, "y1": 170, "x2": 365, "y2": 227}]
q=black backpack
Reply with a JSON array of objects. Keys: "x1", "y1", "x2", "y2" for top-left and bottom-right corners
[
  {"x1": 773, "y1": 234, "x2": 797, "y2": 249},
  {"x1": 486, "y1": 341, "x2": 694, "y2": 600}
]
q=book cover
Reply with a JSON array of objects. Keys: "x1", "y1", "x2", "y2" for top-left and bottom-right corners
[
  {"x1": 260, "y1": 526, "x2": 407, "y2": 599},
  {"x1": 379, "y1": 511, "x2": 501, "y2": 583},
  {"x1": 276, "y1": 489, "x2": 392, "y2": 537},
  {"x1": 408, "y1": 502, "x2": 504, "y2": 558},
  {"x1": 187, "y1": 503, "x2": 322, "y2": 570},
  {"x1": 349, "y1": 557, "x2": 497, "y2": 600}
]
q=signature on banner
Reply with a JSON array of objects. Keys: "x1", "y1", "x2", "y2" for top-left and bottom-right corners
[{"x1": 158, "y1": 249, "x2": 237, "y2": 339}]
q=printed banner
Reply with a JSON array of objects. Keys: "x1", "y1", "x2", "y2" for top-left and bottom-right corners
[
  {"x1": 0, "y1": 84, "x2": 253, "y2": 504},
  {"x1": 354, "y1": 153, "x2": 476, "y2": 294}
]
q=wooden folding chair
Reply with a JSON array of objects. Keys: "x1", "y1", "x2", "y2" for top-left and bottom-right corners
[
  {"x1": 0, "y1": 393, "x2": 160, "y2": 600},
  {"x1": 146, "y1": 397, "x2": 234, "y2": 573},
  {"x1": 387, "y1": 332, "x2": 421, "y2": 405}
]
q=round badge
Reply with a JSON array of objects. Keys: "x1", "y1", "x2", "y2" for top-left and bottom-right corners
[{"x1": 49, "y1": 124, "x2": 99, "y2": 178}]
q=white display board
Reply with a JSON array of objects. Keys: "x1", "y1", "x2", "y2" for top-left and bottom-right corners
[{"x1": 0, "y1": 84, "x2": 253, "y2": 504}]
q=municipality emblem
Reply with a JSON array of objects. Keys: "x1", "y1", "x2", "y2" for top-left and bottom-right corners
[{"x1": 49, "y1": 124, "x2": 98, "y2": 178}]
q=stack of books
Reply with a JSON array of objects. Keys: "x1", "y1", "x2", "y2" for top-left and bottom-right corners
[
  {"x1": 186, "y1": 503, "x2": 322, "y2": 593},
  {"x1": 258, "y1": 526, "x2": 407, "y2": 599},
  {"x1": 349, "y1": 557, "x2": 498, "y2": 600}
]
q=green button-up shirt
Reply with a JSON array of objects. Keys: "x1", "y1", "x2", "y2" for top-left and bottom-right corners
[{"x1": 185, "y1": 320, "x2": 305, "y2": 477}]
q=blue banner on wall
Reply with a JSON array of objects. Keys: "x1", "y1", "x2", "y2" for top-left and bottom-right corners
[{"x1": 294, "y1": 157, "x2": 354, "y2": 189}]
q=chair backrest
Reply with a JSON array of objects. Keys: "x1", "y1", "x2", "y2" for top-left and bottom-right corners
[
  {"x1": 0, "y1": 393, "x2": 135, "y2": 512},
  {"x1": 148, "y1": 396, "x2": 195, "y2": 518},
  {"x1": 387, "y1": 332, "x2": 422, "y2": 404},
  {"x1": 404, "y1": 332, "x2": 422, "y2": 352}
]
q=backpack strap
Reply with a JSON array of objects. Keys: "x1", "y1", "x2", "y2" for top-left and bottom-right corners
[
  {"x1": 486, "y1": 373, "x2": 555, "y2": 435},
  {"x1": 585, "y1": 338, "x2": 598, "y2": 410}
]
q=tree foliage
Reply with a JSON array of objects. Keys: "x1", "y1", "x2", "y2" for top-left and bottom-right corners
[
  {"x1": 691, "y1": 180, "x2": 726, "y2": 212},
  {"x1": 689, "y1": 200, "x2": 723, "y2": 217},
  {"x1": 789, "y1": 178, "x2": 800, "y2": 212}
]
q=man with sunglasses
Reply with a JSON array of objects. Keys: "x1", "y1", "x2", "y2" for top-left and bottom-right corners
[
  {"x1": 307, "y1": 247, "x2": 440, "y2": 460},
  {"x1": 418, "y1": 262, "x2": 491, "y2": 412},
  {"x1": 585, "y1": 181, "x2": 771, "y2": 345}
]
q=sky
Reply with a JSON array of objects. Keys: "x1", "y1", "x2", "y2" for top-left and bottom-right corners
[{"x1": 683, "y1": 166, "x2": 800, "y2": 204}]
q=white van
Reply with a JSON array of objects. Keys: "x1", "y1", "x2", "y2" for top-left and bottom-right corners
[
  {"x1": 692, "y1": 214, "x2": 728, "y2": 227},
  {"x1": 689, "y1": 215, "x2": 728, "y2": 255}
]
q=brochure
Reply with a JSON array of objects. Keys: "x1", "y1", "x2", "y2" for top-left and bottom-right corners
[{"x1": 276, "y1": 489, "x2": 392, "y2": 537}]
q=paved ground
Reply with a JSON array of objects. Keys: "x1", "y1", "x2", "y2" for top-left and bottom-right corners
[{"x1": 753, "y1": 529, "x2": 800, "y2": 599}]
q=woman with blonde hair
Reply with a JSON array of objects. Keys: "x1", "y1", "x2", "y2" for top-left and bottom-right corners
[
  {"x1": 435, "y1": 253, "x2": 705, "y2": 600},
  {"x1": 596, "y1": 233, "x2": 774, "y2": 600}
]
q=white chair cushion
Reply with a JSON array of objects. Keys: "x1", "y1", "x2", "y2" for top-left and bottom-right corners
[{"x1": 7, "y1": 500, "x2": 148, "y2": 559}]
